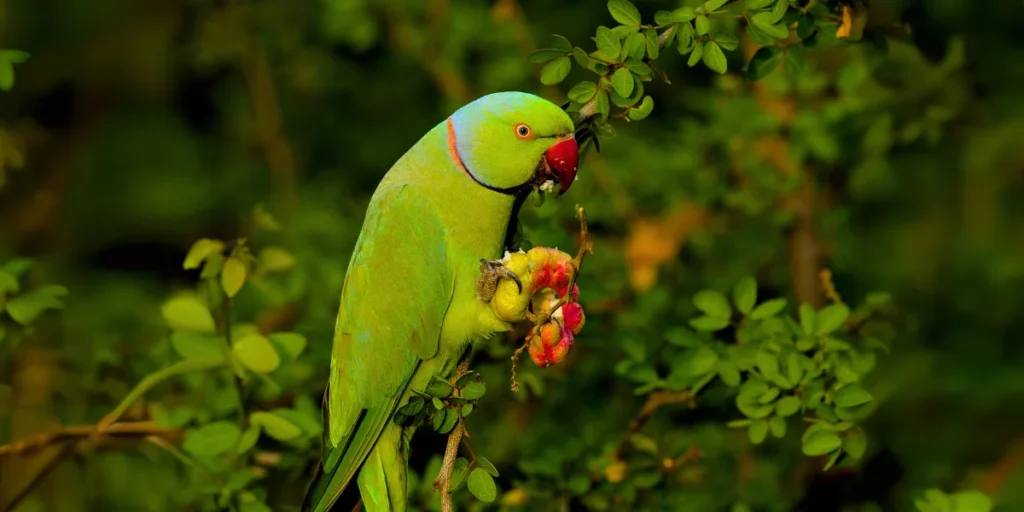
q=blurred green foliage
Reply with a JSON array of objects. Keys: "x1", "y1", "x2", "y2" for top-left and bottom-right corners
[{"x1": 2, "y1": 0, "x2": 1024, "y2": 511}]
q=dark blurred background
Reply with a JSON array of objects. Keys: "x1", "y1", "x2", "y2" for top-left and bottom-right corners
[{"x1": 1, "y1": 0, "x2": 1023, "y2": 511}]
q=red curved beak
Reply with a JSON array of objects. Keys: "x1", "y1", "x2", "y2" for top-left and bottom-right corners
[{"x1": 544, "y1": 136, "x2": 578, "y2": 195}]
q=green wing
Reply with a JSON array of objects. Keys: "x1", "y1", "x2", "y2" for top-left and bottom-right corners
[{"x1": 304, "y1": 183, "x2": 454, "y2": 512}]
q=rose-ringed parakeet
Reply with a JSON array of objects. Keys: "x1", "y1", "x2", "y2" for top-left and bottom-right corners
[{"x1": 302, "y1": 92, "x2": 578, "y2": 512}]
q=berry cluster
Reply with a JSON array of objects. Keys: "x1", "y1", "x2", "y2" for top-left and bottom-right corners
[{"x1": 488, "y1": 247, "x2": 586, "y2": 367}]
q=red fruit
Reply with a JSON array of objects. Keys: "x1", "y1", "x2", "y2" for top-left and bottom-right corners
[
  {"x1": 528, "y1": 320, "x2": 574, "y2": 367},
  {"x1": 562, "y1": 302, "x2": 586, "y2": 335}
]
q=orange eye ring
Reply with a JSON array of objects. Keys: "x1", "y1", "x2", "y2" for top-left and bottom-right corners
[{"x1": 514, "y1": 123, "x2": 532, "y2": 140}]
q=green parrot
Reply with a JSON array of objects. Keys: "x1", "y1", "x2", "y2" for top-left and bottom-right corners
[{"x1": 302, "y1": 91, "x2": 578, "y2": 512}]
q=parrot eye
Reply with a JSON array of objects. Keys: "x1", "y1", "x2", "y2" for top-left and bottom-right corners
[{"x1": 514, "y1": 124, "x2": 532, "y2": 139}]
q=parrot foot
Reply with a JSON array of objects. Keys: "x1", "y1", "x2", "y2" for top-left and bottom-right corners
[{"x1": 476, "y1": 259, "x2": 522, "y2": 303}]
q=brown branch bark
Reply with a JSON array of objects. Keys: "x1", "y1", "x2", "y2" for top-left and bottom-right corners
[
  {"x1": 0, "y1": 421, "x2": 181, "y2": 456},
  {"x1": 432, "y1": 358, "x2": 472, "y2": 512},
  {"x1": 611, "y1": 390, "x2": 694, "y2": 461}
]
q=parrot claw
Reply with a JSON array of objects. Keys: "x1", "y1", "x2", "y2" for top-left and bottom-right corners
[{"x1": 476, "y1": 259, "x2": 522, "y2": 302}]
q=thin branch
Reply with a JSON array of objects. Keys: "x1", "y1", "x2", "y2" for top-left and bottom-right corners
[
  {"x1": 611, "y1": 390, "x2": 695, "y2": 461},
  {"x1": 97, "y1": 357, "x2": 225, "y2": 430},
  {"x1": 512, "y1": 205, "x2": 594, "y2": 391},
  {"x1": 433, "y1": 359, "x2": 472, "y2": 512},
  {"x1": 433, "y1": 422, "x2": 465, "y2": 512},
  {"x1": 1, "y1": 440, "x2": 77, "y2": 512},
  {"x1": 0, "y1": 421, "x2": 181, "y2": 456}
]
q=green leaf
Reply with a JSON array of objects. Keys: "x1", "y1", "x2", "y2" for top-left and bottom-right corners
[
  {"x1": 233, "y1": 333, "x2": 281, "y2": 374},
  {"x1": 5, "y1": 286, "x2": 67, "y2": 325},
  {"x1": 816, "y1": 304, "x2": 850, "y2": 335},
  {"x1": 236, "y1": 426, "x2": 261, "y2": 453},
  {"x1": 183, "y1": 421, "x2": 241, "y2": 456},
  {"x1": 717, "y1": 359, "x2": 741, "y2": 387},
  {"x1": 767, "y1": 0, "x2": 788, "y2": 23},
  {"x1": 802, "y1": 430, "x2": 842, "y2": 456},
  {"x1": 746, "y1": 0, "x2": 775, "y2": 9},
  {"x1": 658, "y1": 7, "x2": 696, "y2": 24},
  {"x1": 713, "y1": 32, "x2": 740, "y2": 51},
  {"x1": 751, "y1": 13, "x2": 789, "y2": 39},
  {"x1": 624, "y1": 57, "x2": 651, "y2": 76},
  {"x1": 665, "y1": 327, "x2": 700, "y2": 347},
  {"x1": 608, "y1": 0, "x2": 642, "y2": 26},
  {"x1": 706, "y1": 0, "x2": 731, "y2": 12},
  {"x1": 594, "y1": 89, "x2": 610, "y2": 119},
  {"x1": 797, "y1": 13, "x2": 817, "y2": 40},
  {"x1": 540, "y1": 57, "x2": 572, "y2": 85},
  {"x1": 221, "y1": 256, "x2": 247, "y2": 298},
  {"x1": 799, "y1": 303, "x2": 817, "y2": 335},
  {"x1": 432, "y1": 397, "x2": 444, "y2": 410},
  {"x1": 451, "y1": 458, "x2": 471, "y2": 490},
  {"x1": 950, "y1": 491, "x2": 992, "y2": 512},
  {"x1": 426, "y1": 377, "x2": 454, "y2": 398},
  {"x1": 200, "y1": 252, "x2": 224, "y2": 279},
  {"x1": 568, "y1": 81, "x2": 598, "y2": 103},
  {"x1": 834, "y1": 384, "x2": 873, "y2": 407},
  {"x1": 268, "y1": 332, "x2": 307, "y2": 360},
  {"x1": 461, "y1": 380, "x2": 486, "y2": 400},
  {"x1": 751, "y1": 298, "x2": 787, "y2": 319},
  {"x1": 748, "y1": 419, "x2": 768, "y2": 444},
  {"x1": 3, "y1": 259, "x2": 33, "y2": 280},
  {"x1": 160, "y1": 294, "x2": 217, "y2": 333},
  {"x1": 746, "y1": 45, "x2": 782, "y2": 81},
  {"x1": 572, "y1": 47, "x2": 591, "y2": 68},
  {"x1": 677, "y1": 22, "x2": 695, "y2": 53},
  {"x1": 769, "y1": 415, "x2": 787, "y2": 438},
  {"x1": 549, "y1": 34, "x2": 573, "y2": 52},
  {"x1": 467, "y1": 468, "x2": 498, "y2": 502},
  {"x1": 595, "y1": 27, "x2": 622, "y2": 60},
  {"x1": 917, "y1": 489, "x2": 954, "y2": 512},
  {"x1": 687, "y1": 346, "x2": 720, "y2": 376},
  {"x1": 786, "y1": 353, "x2": 804, "y2": 384},
  {"x1": 250, "y1": 411, "x2": 302, "y2": 441},
  {"x1": 844, "y1": 430, "x2": 868, "y2": 460},
  {"x1": 1, "y1": 50, "x2": 30, "y2": 64},
  {"x1": 438, "y1": 408, "x2": 459, "y2": 434},
  {"x1": 610, "y1": 68, "x2": 634, "y2": 97},
  {"x1": 756, "y1": 352, "x2": 780, "y2": 380},
  {"x1": 629, "y1": 433, "x2": 659, "y2": 454},
  {"x1": 183, "y1": 238, "x2": 224, "y2": 270},
  {"x1": 0, "y1": 270, "x2": 18, "y2": 294},
  {"x1": 776, "y1": 395, "x2": 800, "y2": 416},
  {"x1": 258, "y1": 246, "x2": 297, "y2": 273},
  {"x1": 782, "y1": 47, "x2": 806, "y2": 78},
  {"x1": 476, "y1": 455, "x2": 500, "y2": 477},
  {"x1": 702, "y1": 41, "x2": 727, "y2": 74},
  {"x1": 694, "y1": 290, "x2": 731, "y2": 318},
  {"x1": 400, "y1": 396, "x2": 425, "y2": 417},
  {"x1": 0, "y1": 61, "x2": 13, "y2": 91},
  {"x1": 695, "y1": 15, "x2": 710, "y2": 36},
  {"x1": 644, "y1": 28, "x2": 660, "y2": 60},
  {"x1": 627, "y1": 95, "x2": 655, "y2": 121},
  {"x1": 689, "y1": 315, "x2": 729, "y2": 331},
  {"x1": 170, "y1": 332, "x2": 224, "y2": 361}
]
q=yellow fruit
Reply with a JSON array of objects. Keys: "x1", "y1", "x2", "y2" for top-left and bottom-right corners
[
  {"x1": 502, "y1": 250, "x2": 531, "y2": 277},
  {"x1": 491, "y1": 277, "x2": 531, "y2": 322}
]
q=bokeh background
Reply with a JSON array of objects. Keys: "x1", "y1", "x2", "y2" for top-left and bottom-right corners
[{"x1": 1, "y1": 0, "x2": 1023, "y2": 511}]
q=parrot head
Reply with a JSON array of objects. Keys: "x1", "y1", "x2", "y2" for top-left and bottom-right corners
[{"x1": 448, "y1": 91, "x2": 578, "y2": 196}]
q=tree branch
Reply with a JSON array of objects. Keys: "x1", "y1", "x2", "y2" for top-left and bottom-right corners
[
  {"x1": 433, "y1": 359, "x2": 472, "y2": 512},
  {"x1": 611, "y1": 390, "x2": 695, "y2": 461},
  {"x1": 0, "y1": 421, "x2": 181, "y2": 456},
  {"x1": 512, "y1": 205, "x2": 594, "y2": 391}
]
